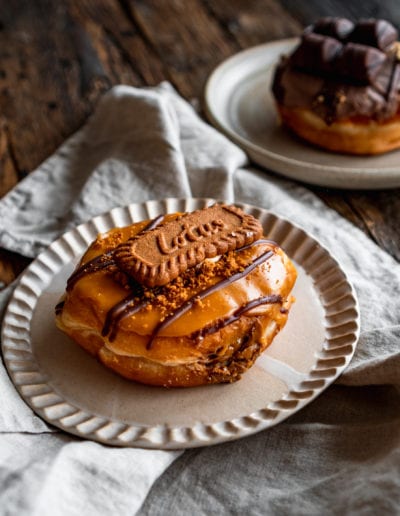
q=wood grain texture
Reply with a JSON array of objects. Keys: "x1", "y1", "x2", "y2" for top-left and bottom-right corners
[
  {"x1": 204, "y1": 0, "x2": 301, "y2": 46},
  {"x1": 0, "y1": 0, "x2": 399, "y2": 287},
  {"x1": 127, "y1": 0, "x2": 237, "y2": 99},
  {"x1": 0, "y1": 122, "x2": 19, "y2": 197}
]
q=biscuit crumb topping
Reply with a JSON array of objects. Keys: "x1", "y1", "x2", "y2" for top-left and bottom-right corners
[{"x1": 109, "y1": 248, "x2": 254, "y2": 318}]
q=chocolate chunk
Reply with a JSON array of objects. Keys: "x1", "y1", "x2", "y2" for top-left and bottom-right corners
[
  {"x1": 113, "y1": 205, "x2": 263, "y2": 287},
  {"x1": 290, "y1": 33, "x2": 343, "y2": 74},
  {"x1": 387, "y1": 62, "x2": 400, "y2": 103},
  {"x1": 369, "y1": 58, "x2": 394, "y2": 94},
  {"x1": 349, "y1": 19, "x2": 398, "y2": 50},
  {"x1": 335, "y1": 42, "x2": 387, "y2": 84},
  {"x1": 312, "y1": 17, "x2": 355, "y2": 40}
]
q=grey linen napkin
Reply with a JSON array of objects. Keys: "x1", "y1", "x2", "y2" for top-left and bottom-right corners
[{"x1": 0, "y1": 84, "x2": 399, "y2": 515}]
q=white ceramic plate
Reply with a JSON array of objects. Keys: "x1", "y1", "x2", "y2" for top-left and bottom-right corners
[
  {"x1": 2, "y1": 198, "x2": 360, "y2": 449},
  {"x1": 204, "y1": 39, "x2": 400, "y2": 189}
]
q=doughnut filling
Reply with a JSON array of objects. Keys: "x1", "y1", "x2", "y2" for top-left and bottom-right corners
[
  {"x1": 55, "y1": 206, "x2": 297, "y2": 387},
  {"x1": 272, "y1": 18, "x2": 400, "y2": 154}
]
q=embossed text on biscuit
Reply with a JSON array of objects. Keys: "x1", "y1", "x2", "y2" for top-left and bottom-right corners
[{"x1": 113, "y1": 204, "x2": 263, "y2": 287}]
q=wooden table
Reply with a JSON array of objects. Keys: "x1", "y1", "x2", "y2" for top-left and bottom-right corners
[{"x1": 1, "y1": 0, "x2": 399, "y2": 288}]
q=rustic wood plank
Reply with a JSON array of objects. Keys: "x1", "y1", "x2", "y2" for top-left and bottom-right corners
[
  {"x1": 311, "y1": 188, "x2": 369, "y2": 233},
  {"x1": 126, "y1": 0, "x2": 238, "y2": 99},
  {"x1": 0, "y1": 0, "x2": 167, "y2": 176},
  {"x1": 346, "y1": 191, "x2": 400, "y2": 261},
  {"x1": 0, "y1": 0, "x2": 108, "y2": 173},
  {"x1": 204, "y1": 0, "x2": 301, "y2": 47},
  {"x1": 0, "y1": 122, "x2": 19, "y2": 197},
  {"x1": 317, "y1": 188, "x2": 400, "y2": 262},
  {"x1": 70, "y1": 0, "x2": 166, "y2": 86}
]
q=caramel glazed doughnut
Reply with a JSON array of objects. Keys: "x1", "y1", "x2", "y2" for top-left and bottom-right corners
[
  {"x1": 272, "y1": 17, "x2": 400, "y2": 155},
  {"x1": 55, "y1": 204, "x2": 297, "y2": 387}
]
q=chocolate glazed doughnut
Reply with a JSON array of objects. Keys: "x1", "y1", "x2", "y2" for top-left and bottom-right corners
[
  {"x1": 55, "y1": 205, "x2": 297, "y2": 387},
  {"x1": 272, "y1": 17, "x2": 400, "y2": 155}
]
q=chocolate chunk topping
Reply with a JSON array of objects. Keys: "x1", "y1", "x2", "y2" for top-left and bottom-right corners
[
  {"x1": 312, "y1": 17, "x2": 355, "y2": 40},
  {"x1": 335, "y1": 42, "x2": 387, "y2": 84},
  {"x1": 291, "y1": 33, "x2": 343, "y2": 74},
  {"x1": 273, "y1": 17, "x2": 400, "y2": 123},
  {"x1": 113, "y1": 204, "x2": 263, "y2": 288},
  {"x1": 349, "y1": 19, "x2": 398, "y2": 50},
  {"x1": 290, "y1": 20, "x2": 392, "y2": 84}
]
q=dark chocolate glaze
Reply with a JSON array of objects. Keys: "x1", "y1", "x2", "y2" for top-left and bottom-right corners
[
  {"x1": 146, "y1": 246, "x2": 275, "y2": 349},
  {"x1": 272, "y1": 17, "x2": 400, "y2": 123},
  {"x1": 191, "y1": 294, "x2": 282, "y2": 341}
]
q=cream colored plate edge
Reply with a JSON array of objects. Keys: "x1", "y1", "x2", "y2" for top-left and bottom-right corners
[
  {"x1": 1, "y1": 198, "x2": 360, "y2": 449},
  {"x1": 204, "y1": 39, "x2": 400, "y2": 189}
]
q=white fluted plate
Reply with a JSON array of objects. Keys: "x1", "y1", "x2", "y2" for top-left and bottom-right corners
[
  {"x1": 204, "y1": 39, "x2": 400, "y2": 189},
  {"x1": 2, "y1": 198, "x2": 360, "y2": 449}
]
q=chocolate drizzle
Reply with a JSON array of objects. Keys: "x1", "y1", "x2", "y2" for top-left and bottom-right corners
[
  {"x1": 145, "y1": 246, "x2": 275, "y2": 349},
  {"x1": 102, "y1": 289, "x2": 145, "y2": 341},
  {"x1": 62, "y1": 214, "x2": 280, "y2": 350},
  {"x1": 191, "y1": 294, "x2": 282, "y2": 341},
  {"x1": 58, "y1": 215, "x2": 165, "y2": 314},
  {"x1": 143, "y1": 214, "x2": 165, "y2": 231},
  {"x1": 100, "y1": 239, "x2": 277, "y2": 345},
  {"x1": 66, "y1": 251, "x2": 114, "y2": 291},
  {"x1": 66, "y1": 215, "x2": 165, "y2": 292},
  {"x1": 55, "y1": 300, "x2": 65, "y2": 315}
]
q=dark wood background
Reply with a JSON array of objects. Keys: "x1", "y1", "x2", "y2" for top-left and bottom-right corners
[{"x1": 0, "y1": 0, "x2": 399, "y2": 288}]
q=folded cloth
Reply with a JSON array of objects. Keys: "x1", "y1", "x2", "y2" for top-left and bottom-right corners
[{"x1": 0, "y1": 84, "x2": 399, "y2": 515}]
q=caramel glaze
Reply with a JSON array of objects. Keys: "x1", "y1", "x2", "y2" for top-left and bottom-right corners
[
  {"x1": 191, "y1": 294, "x2": 282, "y2": 341},
  {"x1": 102, "y1": 287, "x2": 144, "y2": 342},
  {"x1": 65, "y1": 214, "x2": 165, "y2": 292},
  {"x1": 145, "y1": 243, "x2": 275, "y2": 349},
  {"x1": 66, "y1": 251, "x2": 114, "y2": 291},
  {"x1": 98, "y1": 239, "x2": 277, "y2": 348},
  {"x1": 59, "y1": 216, "x2": 291, "y2": 357}
]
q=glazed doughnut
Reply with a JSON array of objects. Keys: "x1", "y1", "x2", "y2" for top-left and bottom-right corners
[
  {"x1": 272, "y1": 18, "x2": 400, "y2": 155},
  {"x1": 276, "y1": 105, "x2": 400, "y2": 155},
  {"x1": 55, "y1": 204, "x2": 297, "y2": 387}
]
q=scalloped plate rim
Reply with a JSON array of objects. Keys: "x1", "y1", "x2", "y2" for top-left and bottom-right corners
[{"x1": 1, "y1": 198, "x2": 360, "y2": 449}]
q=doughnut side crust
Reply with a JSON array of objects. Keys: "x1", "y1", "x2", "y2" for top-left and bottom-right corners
[
  {"x1": 277, "y1": 104, "x2": 400, "y2": 155},
  {"x1": 56, "y1": 303, "x2": 292, "y2": 387},
  {"x1": 55, "y1": 212, "x2": 297, "y2": 388}
]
